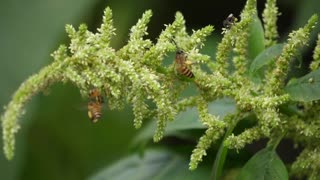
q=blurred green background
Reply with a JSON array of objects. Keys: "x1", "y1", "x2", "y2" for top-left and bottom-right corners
[{"x1": 0, "y1": 0, "x2": 319, "y2": 179}]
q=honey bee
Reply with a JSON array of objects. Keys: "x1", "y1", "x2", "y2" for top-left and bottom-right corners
[
  {"x1": 87, "y1": 89, "x2": 104, "y2": 123},
  {"x1": 223, "y1": 13, "x2": 237, "y2": 29},
  {"x1": 87, "y1": 101, "x2": 102, "y2": 123},
  {"x1": 174, "y1": 50, "x2": 194, "y2": 78}
]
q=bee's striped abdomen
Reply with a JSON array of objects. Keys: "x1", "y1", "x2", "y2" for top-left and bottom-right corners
[{"x1": 180, "y1": 66, "x2": 194, "y2": 78}]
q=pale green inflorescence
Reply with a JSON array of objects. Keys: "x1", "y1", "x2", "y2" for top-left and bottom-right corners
[
  {"x1": 266, "y1": 14, "x2": 318, "y2": 95},
  {"x1": 2, "y1": 1, "x2": 320, "y2": 178},
  {"x1": 310, "y1": 34, "x2": 320, "y2": 71},
  {"x1": 231, "y1": 0, "x2": 257, "y2": 76},
  {"x1": 291, "y1": 146, "x2": 320, "y2": 180},
  {"x1": 189, "y1": 97, "x2": 225, "y2": 170},
  {"x1": 256, "y1": 107, "x2": 281, "y2": 136},
  {"x1": 1, "y1": 6, "x2": 214, "y2": 160},
  {"x1": 224, "y1": 14, "x2": 318, "y2": 152},
  {"x1": 188, "y1": 0, "x2": 260, "y2": 169},
  {"x1": 214, "y1": 0, "x2": 256, "y2": 76},
  {"x1": 262, "y1": 0, "x2": 279, "y2": 47},
  {"x1": 2, "y1": 46, "x2": 69, "y2": 160},
  {"x1": 225, "y1": 126, "x2": 262, "y2": 150},
  {"x1": 286, "y1": 101, "x2": 320, "y2": 178}
]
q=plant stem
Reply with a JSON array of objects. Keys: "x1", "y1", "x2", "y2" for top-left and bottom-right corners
[
  {"x1": 211, "y1": 113, "x2": 242, "y2": 180},
  {"x1": 267, "y1": 131, "x2": 285, "y2": 151}
]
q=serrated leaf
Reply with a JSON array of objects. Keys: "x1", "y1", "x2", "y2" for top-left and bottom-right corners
[
  {"x1": 132, "y1": 98, "x2": 236, "y2": 146},
  {"x1": 89, "y1": 149, "x2": 210, "y2": 180},
  {"x1": 248, "y1": 14, "x2": 265, "y2": 62},
  {"x1": 237, "y1": 148, "x2": 288, "y2": 180},
  {"x1": 285, "y1": 68, "x2": 320, "y2": 102}
]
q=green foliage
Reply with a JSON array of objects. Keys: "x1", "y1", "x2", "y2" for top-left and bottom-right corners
[
  {"x1": 237, "y1": 147, "x2": 288, "y2": 180},
  {"x1": 247, "y1": 14, "x2": 265, "y2": 61},
  {"x1": 1, "y1": 0, "x2": 320, "y2": 179},
  {"x1": 89, "y1": 149, "x2": 210, "y2": 180},
  {"x1": 249, "y1": 43, "x2": 284, "y2": 82},
  {"x1": 285, "y1": 69, "x2": 320, "y2": 101}
]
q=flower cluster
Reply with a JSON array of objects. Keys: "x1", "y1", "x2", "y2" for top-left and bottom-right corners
[
  {"x1": 262, "y1": 0, "x2": 279, "y2": 47},
  {"x1": 1, "y1": 6, "x2": 213, "y2": 160},
  {"x1": 1, "y1": 0, "x2": 320, "y2": 178}
]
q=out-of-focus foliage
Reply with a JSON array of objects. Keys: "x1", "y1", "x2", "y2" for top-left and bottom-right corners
[
  {"x1": 89, "y1": 149, "x2": 211, "y2": 180},
  {"x1": 237, "y1": 147, "x2": 288, "y2": 180}
]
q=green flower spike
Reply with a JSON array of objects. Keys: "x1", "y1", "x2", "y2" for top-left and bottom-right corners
[
  {"x1": 262, "y1": 0, "x2": 279, "y2": 47},
  {"x1": 310, "y1": 34, "x2": 320, "y2": 71},
  {"x1": 266, "y1": 15, "x2": 318, "y2": 95}
]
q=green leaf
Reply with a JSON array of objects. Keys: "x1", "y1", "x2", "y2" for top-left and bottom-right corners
[
  {"x1": 89, "y1": 149, "x2": 210, "y2": 180},
  {"x1": 248, "y1": 14, "x2": 265, "y2": 62},
  {"x1": 132, "y1": 98, "x2": 236, "y2": 146},
  {"x1": 250, "y1": 44, "x2": 284, "y2": 74},
  {"x1": 249, "y1": 44, "x2": 284, "y2": 82},
  {"x1": 237, "y1": 148, "x2": 288, "y2": 180},
  {"x1": 285, "y1": 68, "x2": 320, "y2": 102}
]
